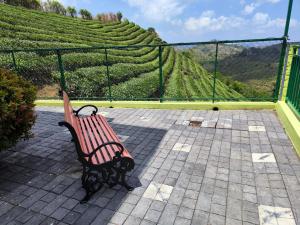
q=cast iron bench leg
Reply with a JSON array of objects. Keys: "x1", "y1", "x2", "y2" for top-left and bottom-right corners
[
  {"x1": 121, "y1": 169, "x2": 134, "y2": 191},
  {"x1": 80, "y1": 166, "x2": 104, "y2": 204}
]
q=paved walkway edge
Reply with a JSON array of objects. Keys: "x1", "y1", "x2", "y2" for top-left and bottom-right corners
[
  {"x1": 276, "y1": 101, "x2": 300, "y2": 156},
  {"x1": 35, "y1": 100, "x2": 276, "y2": 110}
]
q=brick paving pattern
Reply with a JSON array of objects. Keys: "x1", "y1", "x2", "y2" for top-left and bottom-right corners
[{"x1": 0, "y1": 107, "x2": 299, "y2": 225}]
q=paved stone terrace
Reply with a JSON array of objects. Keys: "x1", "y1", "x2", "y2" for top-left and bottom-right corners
[{"x1": 0, "y1": 107, "x2": 300, "y2": 225}]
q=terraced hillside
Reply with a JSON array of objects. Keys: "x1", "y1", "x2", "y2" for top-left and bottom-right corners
[{"x1": 0, "y1": 3, "x2": 242, "y2": 100}]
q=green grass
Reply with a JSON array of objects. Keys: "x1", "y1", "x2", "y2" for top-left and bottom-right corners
[{"x1": 0, "y1": 3, "x2": 243, "y2": 101}]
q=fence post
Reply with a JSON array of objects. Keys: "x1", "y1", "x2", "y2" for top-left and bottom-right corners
[
  {"x1": 11, "y1": 50, "x2": 18, "y2": 72},
  {"x1": 274, "y1": 0, "x2": 294, "y2": 102},
  {"x1": 56, "y1": 50, "x2": 66, "y2": 93},
  {"x1": 105, "y1": 48, "x2": 112, "y2": 102},
  {"x1": 279, "y1": 44, "x2": 290, "y2": 100},
  {"x1": 212, "y1": 42, "x2": 219, "y2": 103},
  {"x1": 159, "y1": 46, "x2": 164, "y2": 103}
]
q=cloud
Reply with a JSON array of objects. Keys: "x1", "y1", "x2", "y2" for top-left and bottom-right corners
[
  {"x1": 253, "y1": 12, "x2": 298, "y2": 29},
  {"x1": 242, "y1": 3, "x2": 257, "y2": 15},
  {"x1": 240, "y1": 0, "x2": 280, "y2": 15},
  {"x1": 125, "y1": 0, "x2": 187, "y2": 22},
  {"x1": 184, "y1": 11, "x2": 246, "y2": 32},
  {"x1": 252, "y1": 12, "x2": 269, "y2": 24},
  {"x1": 263, "y1": 0, "x2": 280, "y2": 3},
  {"x1": 184, "y1": 10, "x2": 298, "y2": 36}
]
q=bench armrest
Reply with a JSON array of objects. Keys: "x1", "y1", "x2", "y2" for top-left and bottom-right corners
[
  {"x1": 87, "y1": 141, "x2": 124, "y2": 163},
  {"x1": 73, "y1": 105, "x2": 98, "y2": 116}
]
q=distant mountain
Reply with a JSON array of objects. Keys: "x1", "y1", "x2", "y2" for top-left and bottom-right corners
[
  {"x1": 218, "y1": 44, "x2": 281, "y2": 82},
  {"x1": 184, "y1": 43, "x2": 282, "y2": 97}
]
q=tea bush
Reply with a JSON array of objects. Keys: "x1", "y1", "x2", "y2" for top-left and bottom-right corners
[{"x1": 0, "y1": 69, "x2": 37, "y2": 151}]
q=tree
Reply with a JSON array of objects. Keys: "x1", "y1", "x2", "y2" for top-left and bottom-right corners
[
  {"x1": 3, "y1": 0, "x2": 41, "y2": 10},
  {"x1": 96, "y1": 13, "x2": 104, "y2": 21},
  {"x1": 66, "y1": 6, "x2": 77, "y2": 17},
  {"x1": 43, "y1": 0, "x2": 66, "y2": 15},
  {"x1": 116, "y1": 11, "x2": 122, "y2": 21},
  {"x1": 79, "y1": 9, "x2": 92, "y2": 20},
  {"x1": 148, "y1": 27, "x2": 159, "y2": 36},
  {"x1": 148, "y1": 27, "x2": 156, "y2": 33}
]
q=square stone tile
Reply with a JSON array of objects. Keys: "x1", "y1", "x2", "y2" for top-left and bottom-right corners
[
  {"x1": 182, "y1": 120, "x2": 190, "y2": 126},
  {"x1": 190, "y1": 117, "x2": 204, "y2": 122},
  {"x1": 258, "y1": 205, "x2": 296, "y2": 225},
  {"x1": 216, "y1": 119, "x2": 232, "y2": 129},
  {"x1": 143, "y1": 182, "x2": 173, "y2": 202},
  {"x1": 172, "y1": 143, "x2": 192, "y2": 153},
  {"x1": 117, "y1": 135, "x2": 129, "y2": 142},
  {"x1": 140, "y1": 116, "x2": 151, "y2": 122},
  {"x1": 249, "y1": 126, "x2": 266, "y2": 132},
  {"x1": 201, "y1": 119, "x2": 218, "y2": 128},
  {"x1": 99, "y1": 111, "x2": 109, "y2": 117},
  {"x1": 252, "y1": 153, "x2": 276, "y2": 163}
]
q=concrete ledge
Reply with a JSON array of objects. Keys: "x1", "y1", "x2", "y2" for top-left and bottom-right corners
[
  {"x1": 35, "y1": 100, "x2": 276, "y2": 110},
  {"x1": 276, "y1": 101, "x2": 300, "y2": 156}
]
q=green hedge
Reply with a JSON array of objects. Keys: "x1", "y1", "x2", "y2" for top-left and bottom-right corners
[{"x1": 0, "y1": 68, "x2": 37, "y2": 151}]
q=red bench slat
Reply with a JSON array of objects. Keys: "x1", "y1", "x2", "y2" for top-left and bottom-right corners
[
  {"x1": 86, "y1": 116, "x2": 112, "y2": 163},
  {"x1": 95, "y1": 115, "x2": 122, "y2": 149},
  {"x1": 95, "y1": 115, "x2": 133, "y2": 161},
  {"x1": 89, "y1": 116, "x2": 115, "y2": 162},
  {"x1": 79, "y1": 118, "x2": 102, "y2": 165}
]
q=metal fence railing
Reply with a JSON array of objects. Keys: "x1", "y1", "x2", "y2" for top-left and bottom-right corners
[
  {"x1": 286, "y1": 46, "x2": 300, "y2": 117},
  {"x1": 0, "y1": 37, "x2": 286, "y2": 102}
]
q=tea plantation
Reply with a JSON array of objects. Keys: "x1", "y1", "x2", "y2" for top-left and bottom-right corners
[{"x1": 0, "y1": 3, "x2": 242, "y2": 100}]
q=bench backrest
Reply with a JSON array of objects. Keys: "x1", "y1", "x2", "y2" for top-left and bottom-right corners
[{"x1": 62, "y1": 91, "x2": 86, "y2": 156}]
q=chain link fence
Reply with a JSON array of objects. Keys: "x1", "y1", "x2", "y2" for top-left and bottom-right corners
[{"x1": 0, "y1": 37, "x2": 286, "y2": 102}]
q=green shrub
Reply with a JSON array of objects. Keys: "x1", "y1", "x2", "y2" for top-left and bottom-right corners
[{"x1": 0, "y1": 69, "x2": 37, "y2": 151}]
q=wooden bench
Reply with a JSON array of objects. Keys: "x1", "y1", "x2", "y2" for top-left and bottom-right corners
[{"x1": 58, "y1": 91, "x2": 135, "y2": 203}]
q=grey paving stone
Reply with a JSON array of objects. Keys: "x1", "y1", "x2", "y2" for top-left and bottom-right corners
[
  {"x1": 110, "y1": 212, "x2": 128, "y2": 224},
  {"x1": 209, "y1": 213, "x2": 225, "y2": 225},
  {"x1": 40, "y1": 195, "x2": 68, "y2": 216},
  {"x1": 124, "y1": 215, "x2": 142, "y2": 225},
  {"x1": 158, "y1": 204, "x2": 179, "y2": 225},
  {"x1": 0, "y1": 108, "x2": 300, "y2": 225},
  {"x1": 0, "y1": 201, "x2": 14, "y2": 217},
  {"x1": 144, "y1": 209, "x2": 161, "y2": 223},
  {"x1": 62, "y1": 211, "x2": 81, "y2": 224},
  {"x1": 76, "y1": 205, "x2": 102, "y2": 225},
  {"x1": 118, "y1": 202, "x2": 136, "y2": 215},
  {"x1": 174, "y1": 216, "x2": 191, "y2": 225},
  {"x1": 131, "y1": 197, "x2": 152, "y2": 219},
  {"x1": 178, "y1": 206, "x2": 194, "y2": 219},
  {"x1": 192, "y1": 209, "x2": 209, "y2": 225},
  {"x1": 30, "y1": 200, "x2": 48, "y2": 212},
  {"x1": 0, "y1": 206, "x2": 26, "y2": 224},
  {"x1": 51, "y1": 207, "x2": 70, "y2": 221},
  {"x1": 16, "y1": 210, "x2": 36, "y2": 223}
]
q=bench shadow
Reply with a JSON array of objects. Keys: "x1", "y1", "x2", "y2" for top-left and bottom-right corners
[{"x1": 0, "y1": 109, "x2": 168, "y2": 224}]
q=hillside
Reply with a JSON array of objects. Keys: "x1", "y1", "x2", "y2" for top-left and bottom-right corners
[
  {"x1": 0, "y1": 3, "x2": 242, "y2": 100},
  {"x1": 186, "y1": 43, "x2": 281, "y2": 97}
]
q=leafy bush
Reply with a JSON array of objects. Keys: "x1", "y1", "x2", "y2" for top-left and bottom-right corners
[
  {"x1": 0, "y1": 69, "x2": 37, "y2": 151},
  {"x1": 3, "y1": 0, "x2": 41, "y2": 10}
]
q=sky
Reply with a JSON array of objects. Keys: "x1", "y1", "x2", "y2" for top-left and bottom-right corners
[{"x1": 56, "y1": 0, "x2": 300, "y2": 43}]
